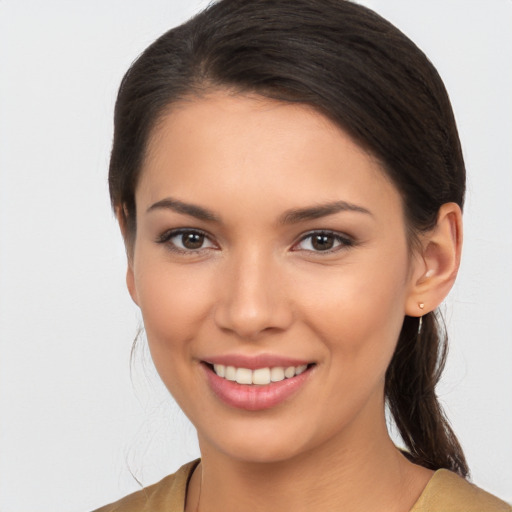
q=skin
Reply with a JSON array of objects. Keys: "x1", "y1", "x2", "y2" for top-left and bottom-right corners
[{"x1": 122, "y1": 92, "x2": 462, "y2": 512}]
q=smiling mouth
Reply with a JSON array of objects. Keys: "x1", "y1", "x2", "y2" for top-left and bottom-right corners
[
  {"x1": 202, "y1": 361, "x2": 315, "y2": 410},
  {"x1": 205, "y1": 363, "x2": 313, "y2": 385}
]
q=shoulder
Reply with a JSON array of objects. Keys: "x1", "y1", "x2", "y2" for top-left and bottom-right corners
[
  {"x1": 91, "y1": 459, "x2": 199, "y2": 512},
  {"x1": 411, "y1": 469, "x2": 511, "y2": 512}
]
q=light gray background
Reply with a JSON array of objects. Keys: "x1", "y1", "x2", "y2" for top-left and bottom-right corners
[{"x1": 0, "y1": 1, "x2": 510, "y2": 510}]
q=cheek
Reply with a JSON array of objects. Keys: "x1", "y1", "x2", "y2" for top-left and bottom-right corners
[
  {"x1": 295, "y1": 252, "x2": 409, "y2": 362},
  {"x1": 133, "y1": 259, "x2": 218, "y2": 412},
  {"x1": 133, "y1": 256, "x2": 214, "y2": 355}
]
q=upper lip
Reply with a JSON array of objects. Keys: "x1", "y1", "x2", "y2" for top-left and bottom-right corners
[{"x1": 203, "y1": 353, "x2": 313, "y2": 370}]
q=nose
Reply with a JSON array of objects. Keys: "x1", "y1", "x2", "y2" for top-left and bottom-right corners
[{"x1": 213, "y1": 247, "x2": 294, "y2": 340}]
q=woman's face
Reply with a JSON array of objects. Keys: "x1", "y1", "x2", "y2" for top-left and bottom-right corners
[{"x1": 128, "y1": 92, "x2": 420, "y2": 463}]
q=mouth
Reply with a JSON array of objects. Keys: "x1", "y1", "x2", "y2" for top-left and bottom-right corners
[
  {"x1": 201, "y1": 360, "x2": 316, "y2": 411},
  {"x1": 207, "y1": 362, "x2": 310, "y2": 385}
]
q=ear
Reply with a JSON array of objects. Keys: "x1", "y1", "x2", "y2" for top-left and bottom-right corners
[
  {"x1": 405, "y1": 202, "x2": 463, "y2": 317},
  {"x1": 115, "y1": 206, "x2": 139, "y2": 306}
]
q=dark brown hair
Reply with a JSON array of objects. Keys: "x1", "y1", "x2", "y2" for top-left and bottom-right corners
[{"x1": 109, "y1": 0, "x2": 468, "y2": 476}]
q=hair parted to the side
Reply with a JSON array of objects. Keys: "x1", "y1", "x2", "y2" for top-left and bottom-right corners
[{"x1": 109, "y1": 0, "x2": 468, "y2": 476}]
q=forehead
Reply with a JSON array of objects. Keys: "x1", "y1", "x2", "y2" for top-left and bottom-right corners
[{"x1": 138, "y1": 92, "x2": 402, "y2": 221}]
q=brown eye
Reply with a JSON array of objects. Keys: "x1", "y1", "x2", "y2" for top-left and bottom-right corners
[
  {"x1": 293, "y1": 231, "x2": 354, "y2": 253},
  {"x1": 157, "y1": 229, "x2": 216, "y2": 252},
  {"x1": 311, "y1": 234, "x2": 335, "y2": 251},
  {"x1": 181, "y1": 232, "x2": 205, "y2": 249}
]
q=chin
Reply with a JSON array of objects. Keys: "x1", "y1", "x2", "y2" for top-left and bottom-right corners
[
  {"x1": 215, "y1": 435, "x2": 309, "y2": 465},
  {"x1": 197, "y1": 411, "x2": 340, "y2": 466}
]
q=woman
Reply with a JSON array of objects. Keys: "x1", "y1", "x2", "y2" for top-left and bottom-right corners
[{"x1": 95, "y1": 0, "x2": 510, "y2": 510}]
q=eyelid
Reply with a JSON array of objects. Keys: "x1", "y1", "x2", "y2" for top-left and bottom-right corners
[
  {"x1": 291, "y1": 230, "x2": 355, "y2": 253},
  {"x1": 156, "y1": 227, "x2": 219, "y2": 253}
]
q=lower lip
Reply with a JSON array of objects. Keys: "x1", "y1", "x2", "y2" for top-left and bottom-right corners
[{"x1": 203, "y1": 364, "x2": 313, "y2": 411}]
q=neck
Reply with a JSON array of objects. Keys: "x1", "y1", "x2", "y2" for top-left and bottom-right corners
[{"x1": 188, "y1": 414, "x2": 433, "y2": 512}]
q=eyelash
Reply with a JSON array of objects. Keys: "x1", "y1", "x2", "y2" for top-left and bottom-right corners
[
  {"x1": 292, "y1": 230, "x2": 355, "y2": 254},
  {"x1": 155, "y1": 229, "x2": 355, "y2": 255},
  {"x1": 156, "y1": 228, "x2": 217, "y2": 255}
]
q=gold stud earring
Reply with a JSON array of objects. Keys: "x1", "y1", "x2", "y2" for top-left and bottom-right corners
[{"x1": 418, "y1": 303, "x2": 425, "y2": 310}]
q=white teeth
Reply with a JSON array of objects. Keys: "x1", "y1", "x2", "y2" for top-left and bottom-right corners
[
  {"x1": 270, "y1": 366, "x2": 285, "y2": 382},
  {"x1": 284, "y1": 366, "x2": 295, "y2": 378},
  {"x1": 235, "y1": 368, "x2": 252, "y2": 385},
  {"x1": 295, "y1": 364, "x2": 307, "y2": 375},
  {"x1": 213, "y1": 364, "x2": 225, "y2": 377},
  {"x1": 212, "y1": 364, "x2": 309, "y2": 384},
  {"x1": 225, "y1": 366, "x2": 236, "y2": 381},
  {"x1": 252, "y1": 367, "x2": 271, "y2": 385}
]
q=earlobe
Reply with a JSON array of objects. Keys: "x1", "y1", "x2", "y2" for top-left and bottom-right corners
[{"x1": 405, "y1": 202, "x2": 463, "y2": 316}]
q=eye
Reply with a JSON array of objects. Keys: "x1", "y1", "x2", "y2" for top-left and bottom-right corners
[
  {"x1": 156, "y1": 229, "x2": 217, "y2": 253},
  {"x1": 293, "y1": 231, "x2": 353, "y2": 253}
]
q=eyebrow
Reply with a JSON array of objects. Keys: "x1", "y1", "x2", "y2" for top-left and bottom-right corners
[
  {"x1": 146, "y1": 197, "x2": 220, "y2": 222},
  {"x1": 279, "y1": 201, "x2": 372, "y2": 224},
  {"x1": 146, "y1": 197, "x2": 371, "y2": 224}
]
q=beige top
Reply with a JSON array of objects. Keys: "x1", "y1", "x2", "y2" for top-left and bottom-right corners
[{"x1": 93, "y1": 459, "x2": 511, "y2": 512}]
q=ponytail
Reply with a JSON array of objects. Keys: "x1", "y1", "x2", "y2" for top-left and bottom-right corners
[{"x1": 385, "y1": 312, "x2": 469, "y2": 477}]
